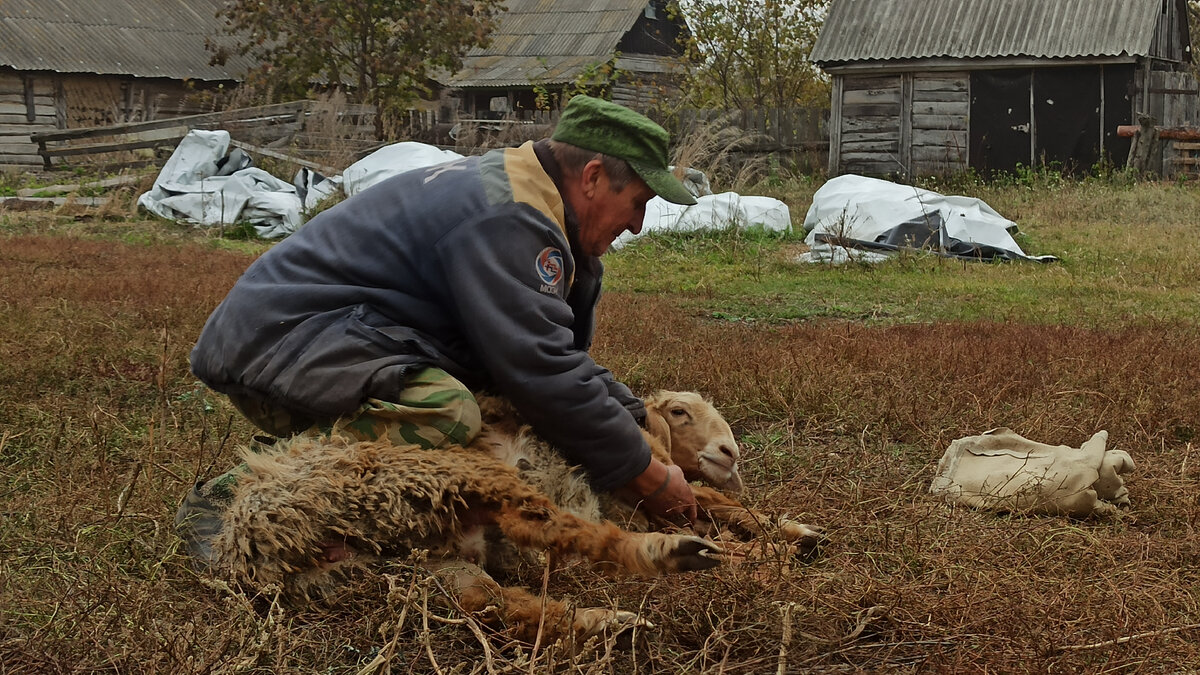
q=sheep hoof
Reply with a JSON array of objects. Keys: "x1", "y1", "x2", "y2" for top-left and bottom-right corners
[
  {"x1": 665, "y1": 535, "x2": 724, "y2": 572},
  {"x1": 574, "y1": 608, "x2": 653, "y2": 642},
  {"x1": 780, "y1": 520, "x2": 826, "y2": 544},
  {"x1": 779, "y1": 519, "x2": 827, "y2": 560}
]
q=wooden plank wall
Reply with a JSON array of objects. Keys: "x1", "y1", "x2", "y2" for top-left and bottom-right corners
[
  {"x1": 910, "y1": 72, "x2": 969, "y2": 175},
  {"x1": 831, "y1": 72, "x2": 968, "y2": 178},
  {"x1": 1141, "y1": 69, "x2": 1199, "y2": 128},
  {"x1": 2, "y1": 71, "x2": 231, "y2": 168},
  {"x1": 1151, "y1": 0, "x2": 1189, "y2": 63},
  {"x1": 0, "y1": 72, "x2": 58, "y2": 167},
  {"x1": 1136, "y1": 69, "x2": 1200, "y2": 176},
  {"x1": 612, "y1": 79, "x2": 672, "y2": 113},
  {"x1": 60, "y1": 74, "x2": 219, "y2": 128},
  {"x1": 836, "y1": 75, "x2": 902, "y2": 176}
]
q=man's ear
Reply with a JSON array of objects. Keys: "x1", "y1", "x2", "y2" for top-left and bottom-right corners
[{"x1": 579, "y1": 158, "x2": 605, "y2": 198}]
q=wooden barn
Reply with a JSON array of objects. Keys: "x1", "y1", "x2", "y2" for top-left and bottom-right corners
[
  {"x1": 0, "y1": 0, "x2": 253, "y2": 168},
  {"x1": 442, "y1": 0, "x2": 689, "y2": 117},
  {"x1": 810, "y1": 0, "x2": 1198, "y2": 177}
]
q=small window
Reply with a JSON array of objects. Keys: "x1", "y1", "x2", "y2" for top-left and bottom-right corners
[{"x1": 644, "y1": 2, "x2": 656, "y2": 19}]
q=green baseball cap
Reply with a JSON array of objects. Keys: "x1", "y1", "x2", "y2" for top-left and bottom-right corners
[{"x1": 551, "y1": 95, "x2": 697, "y2": 206}]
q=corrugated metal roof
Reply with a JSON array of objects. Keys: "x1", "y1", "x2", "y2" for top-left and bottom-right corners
[
  {"x1": 811, "y1": 0, "x2": 1162, "y2": 65},
  {"x1": 447, "y1": 0, "x2": 650, "y2": 88},
  {"x1": 0, "y1": 0, "x2": 255, "y2": 80}
]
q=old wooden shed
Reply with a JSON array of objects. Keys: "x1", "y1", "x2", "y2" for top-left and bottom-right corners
[
  {"x1": 0, "y1": 0, "x2": 253, "y2": 168},
  {"x1": 810, "y1": 0, "x2": 1197, "y2": 177},
  {"x1": 443, "y1": 0, "x2": 689, "y2": 117}
]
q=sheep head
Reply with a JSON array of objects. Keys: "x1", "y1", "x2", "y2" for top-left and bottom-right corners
[{"x1": 644, "y1": 391, "x2": 743, "y2": 494}]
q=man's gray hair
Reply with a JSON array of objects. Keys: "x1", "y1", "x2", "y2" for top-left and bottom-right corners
[{"x1": 547, "y1": 140, "x2": 637, "y2": 191}]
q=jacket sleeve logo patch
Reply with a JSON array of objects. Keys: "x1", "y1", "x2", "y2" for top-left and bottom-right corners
[{"x1": 536, "y1": 247, "x2": 564, "y2": 291}]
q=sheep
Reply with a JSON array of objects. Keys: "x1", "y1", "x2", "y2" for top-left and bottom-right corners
[
  {"x1": 212, "y1": 436, "x2": 723, "y2": 644},
  {"x1": 472, "y1": 390, "x2": 824, "y2": 562},
  {"x1": 211, "y1": 390, "x2": 821, "y2": 645}
]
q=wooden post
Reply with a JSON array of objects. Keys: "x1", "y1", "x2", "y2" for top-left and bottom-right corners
[
  {"x1": 22, "y1": 75, "x2": 35, "y2": 123},
  {"x1": 828, "y1": 76, "x2": 843, "y2": 176},
  {"x1": 899, "y1": 73, "x2": 913, "y2": 177},
  {"x1": 1125, "y1": 114, "x2": 1161, "y2": 175},
  {"x1": 37, "y1": 138, "x2": 51, "y2": 170}
]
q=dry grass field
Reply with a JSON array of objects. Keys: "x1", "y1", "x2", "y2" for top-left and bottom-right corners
[{"x1": 2, "y1": 174, "x2": 1200, "y2": 673}]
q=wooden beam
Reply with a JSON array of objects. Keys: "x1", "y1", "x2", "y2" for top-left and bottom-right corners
[
  {"x1": 0, "y1": 196, "x2": 108, "y2": 208},
  {"x1": 229, "y1": 139, "x2": 340, "y2": 175},
  {"x1": 15, "y1": 174, "x2": 143, "y2": 198},
  {"x1": 1117, "y1": 125, "x2": 1200, "y2": 140},
  {"x1": 29, "y1": 100, "x2": 313, "y2": 143},
  {"x1": 44, "y1": 135, "x2": 184, "y2": 158}
]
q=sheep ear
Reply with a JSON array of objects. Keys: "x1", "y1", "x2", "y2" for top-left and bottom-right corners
[{"x1": 644, "y1": 406, "x2": 672, "y2": 458}]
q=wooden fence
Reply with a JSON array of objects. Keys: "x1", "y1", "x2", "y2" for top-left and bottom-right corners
[
  {"x1": 406, "y1": 106, "x2": 829, "y2": 171},
  {"x1": 676, "y1": 108, "x2": 828, "y2": 151},
  {"x1": 27, "y1": 100, "x2": 385, "y2": 171},
  {"x1": 23, "y1": 100, "x2": 829, "y2": 176},
  {"x1": 28, "y1": 101, "x2": 315, "y2": 170},
  {"x1": 672, "y1": 107, "x2": 829, "y2": 173}
]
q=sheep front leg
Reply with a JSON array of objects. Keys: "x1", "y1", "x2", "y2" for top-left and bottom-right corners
[
  {"x1": 425, "y1": 558, "x2": 649, "y2": 645},
  {"x1": 692, "y1": 486, "x2": 825, "y2": 558},
  {"x1": 492, "y1": 500, "x2": 723, "y2": 577}
]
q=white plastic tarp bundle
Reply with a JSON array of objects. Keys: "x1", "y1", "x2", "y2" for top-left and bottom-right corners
[
  {"x1": 138, "y1": 135, "x2": 463, "y2": 238},
  {"x1": 137, "y1": 130, "x2": 309, "y2": 239},
  {"x1": 138, "y1": 136, "x2": 794, "y2": 244},
  {"x1": 800, "y1": 174, "x2": 1056, "y2": 264},
  {"x1": 334, "y1": 152, "x2": 793, "y2": 248},
  {"x1": 614, "y1": 192, "x2": 792, "y2": 249},
  {"x1": 341, "y1": 142, "x2": 464, "y2": 197}
]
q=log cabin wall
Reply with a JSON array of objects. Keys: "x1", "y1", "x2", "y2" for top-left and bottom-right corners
[
  {"x1": 1, "y1": 70, "x2": 225, "y2": 168},
  {"x1": 0, "y1": 70, "x2": 57, "y2": 168},
  {"x1": 832, "y1": 74, "x2": 902, "y2": 176},
  {"x1": 830, "y1": 72, "x2": 970, "y2": 178},
  {"x1": 910, "y1": 72, "x2": 969, "y2": 176}
]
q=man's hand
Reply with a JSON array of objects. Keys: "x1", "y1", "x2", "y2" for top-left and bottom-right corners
[{"x1": 619, "y1": 458, "x2": 698, "y2": 525}]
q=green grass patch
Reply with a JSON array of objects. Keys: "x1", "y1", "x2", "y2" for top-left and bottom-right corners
[{"x1": 607, "y1": 179, "x2": 1200, "y2": 327}]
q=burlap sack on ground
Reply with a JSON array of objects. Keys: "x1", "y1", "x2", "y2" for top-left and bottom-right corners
[{"x1": 929, "y1": 428, "x2": 1134, "y2": 518}]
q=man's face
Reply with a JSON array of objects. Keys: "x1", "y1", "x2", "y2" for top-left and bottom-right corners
[{"x1": 575, "y1": 166, "x2": 656, "y2": 257}]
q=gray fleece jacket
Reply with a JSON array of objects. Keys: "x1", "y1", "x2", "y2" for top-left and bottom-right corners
[{"x1": 190, "y1": 140, "x2": 650, "y2": 491}]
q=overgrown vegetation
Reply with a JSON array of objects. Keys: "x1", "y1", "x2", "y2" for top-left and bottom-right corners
[
  {"x1": 209, "y1": 0, "x2": 504, "y2": 137},
  {"x1": 677, "y1": 0, "x2": 830, "y2": 110},
  {"x1": 2, "y1": 173, "x2": 1200, "y2": 671}
]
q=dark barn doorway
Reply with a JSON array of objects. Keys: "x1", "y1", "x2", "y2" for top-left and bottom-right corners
[
  {"x1": 970, "y1": 65, "x2": 1133, "y2": 175},
  {"x1": 970, "y1": 69, "x2": 1032, "y2": 175},
  {"x1": 1034, "y1": 66, "x2": 1101, "y2": 171}
]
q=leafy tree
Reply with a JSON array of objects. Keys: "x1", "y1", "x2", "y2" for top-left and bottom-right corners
[
  {"x1": 677, "y1": 0, "x2": 829, "y2": 110},
  {"x1": 210, "y1": 0, "x2": 505, "y2": 136},
  {"x1": 530, "y1": 56, "x2": 623, "y2": 111}
]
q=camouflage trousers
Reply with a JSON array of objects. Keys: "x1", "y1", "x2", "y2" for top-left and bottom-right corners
[
  {"x1": 176, "y1": 367, "x2": 481, "y2": 567},
  {"x1": 204, "y1": 366, "x2": 482, "y2": 502}
]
